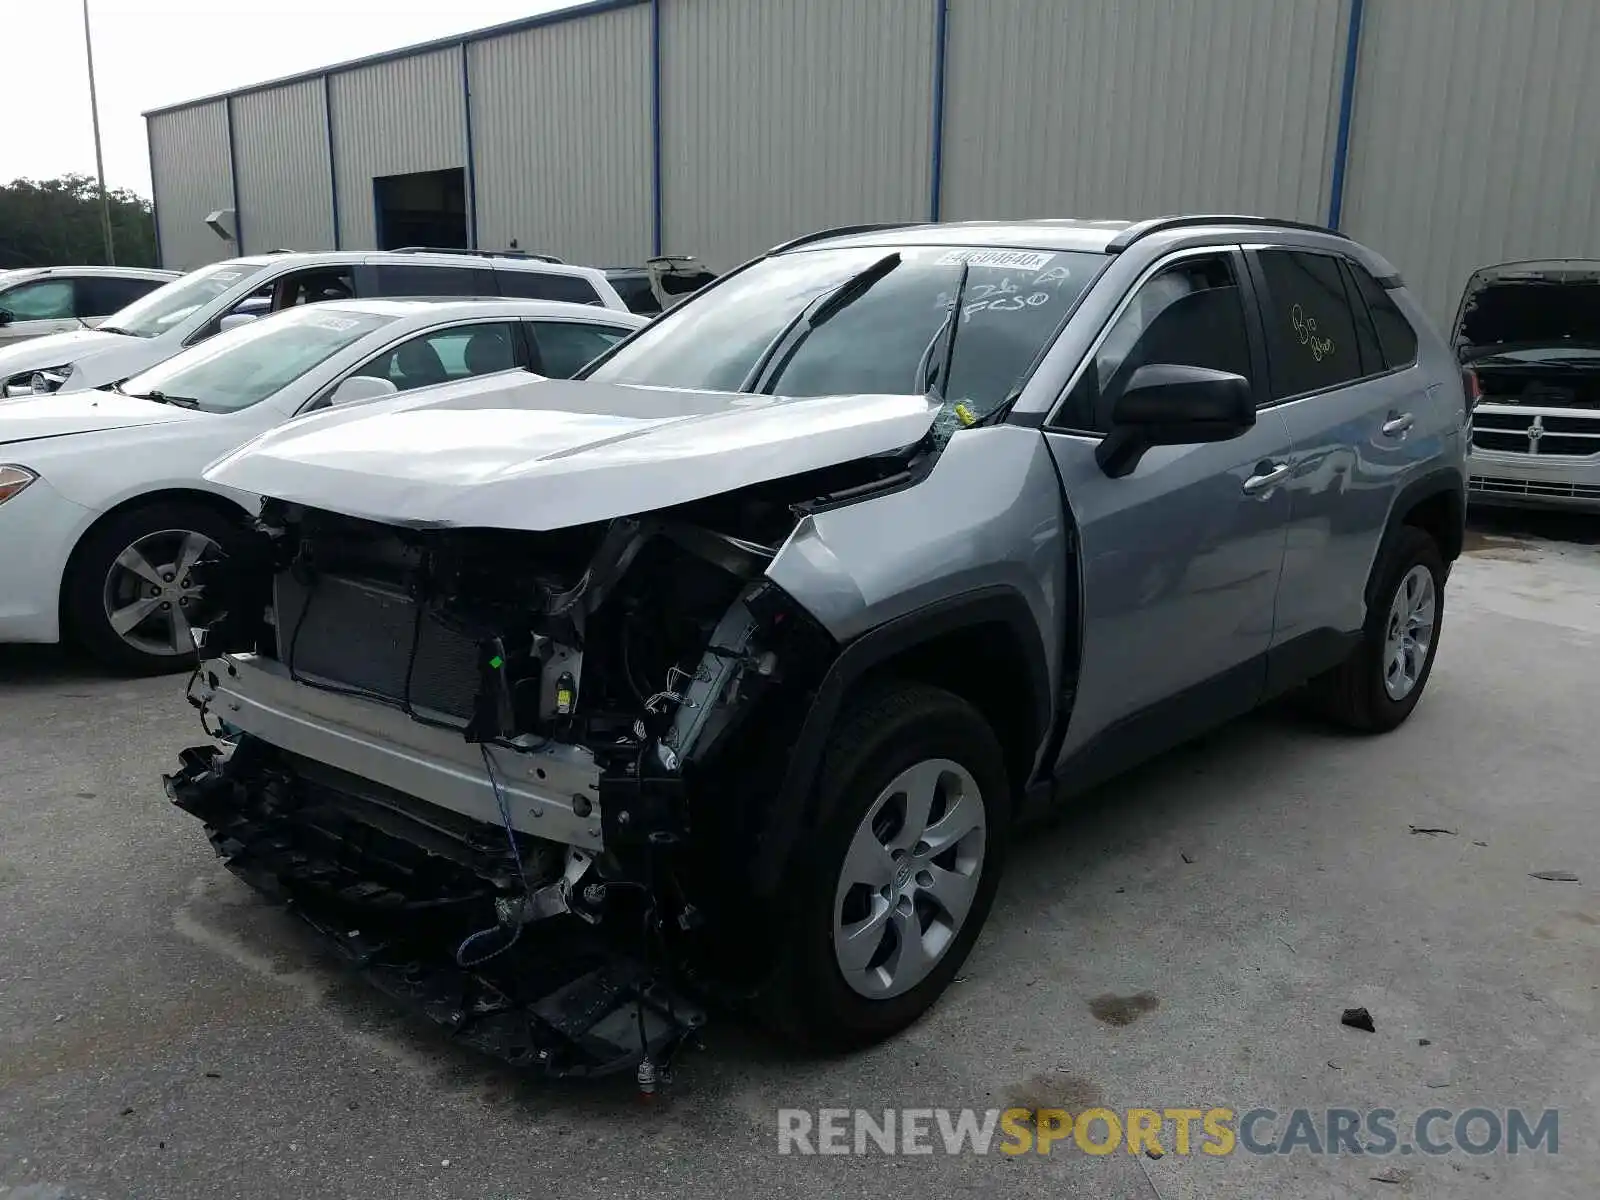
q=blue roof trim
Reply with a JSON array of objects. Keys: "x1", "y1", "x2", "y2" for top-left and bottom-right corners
[
  {"x1": 143, "y1": 0, "x2": 649, "y2": 118},
  {"x1": 1326, "y1": 0, "x2": 1366, "y2": 230},
  {"x1": 928, "y1": 0, "x2": 949, "y2": 221},
  {"x1": 649, "y1": 0, "x2": 663, "y2": 257}
]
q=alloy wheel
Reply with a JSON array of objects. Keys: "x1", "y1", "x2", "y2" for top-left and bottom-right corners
[
  {"x1": 1383, "y1": 564, "x2": 1436, "y2": 701},
  {"x1": 100, "y1": 528, "x2": 218, "y2": 659},
  {"x1": 832, "y1": 758, "x2": 987, "y2": 999}
]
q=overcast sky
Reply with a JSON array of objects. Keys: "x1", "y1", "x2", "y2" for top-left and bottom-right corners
[{"x1": 6, "y1": 0, "x2": 576, "y2": 198}]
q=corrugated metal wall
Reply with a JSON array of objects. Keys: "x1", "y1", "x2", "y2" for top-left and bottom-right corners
[
  {"x1": 1342, "y1": 0, "x2": 1600, "y2": 328},
  {"x1": 328, "y1": 48, "x2": 467, "y2": 249},
  {"x1": 658, "y1": 0, "x2": 935, "y2": 270},
  {"x1": 146, "y1": 101, "x2": 235, "y2": 270},
  {"x1": 940, "y1": 0, "x2": 1348, "y2": 225},
  {"x1": 232, "y1": 80, "x2": 335, "y2": 254},
  {"x1": 470, "y1": 3, "x2": 652, "y2": 264},
  {"x1": 150, "y1": 0, "x2": 1600, "y2": 324}
]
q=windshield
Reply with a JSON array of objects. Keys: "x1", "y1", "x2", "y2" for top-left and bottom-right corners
[
  {"x1": 101, "y1": 261, "x2": 260, "y2": 338},
  {"x1": 585, "y1": 245, "x2": 1104, "y2": 424},
  {"x1": 119, "y1": 307, "x2": 392, "y2": 413}
]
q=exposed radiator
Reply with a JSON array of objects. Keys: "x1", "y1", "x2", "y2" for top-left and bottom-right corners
[{"x1": 274, "y1": 571, "x2": 481, "y2": 721}]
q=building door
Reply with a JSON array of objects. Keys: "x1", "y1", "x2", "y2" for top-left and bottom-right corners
[{"x1": 373, "y1": 168, "x2": 468, "y2": 250}]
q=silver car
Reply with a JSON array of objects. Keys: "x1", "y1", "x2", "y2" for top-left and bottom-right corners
[
  {"x1": 0, "y1": 266, "x2": 178, "y2": 347},
  {"x1": 164, "y1": 216, "x2": 1467, "y2": 1077},
  {"x1": 1461, "y1": 260, "x2": 1600, "y2": 511}
]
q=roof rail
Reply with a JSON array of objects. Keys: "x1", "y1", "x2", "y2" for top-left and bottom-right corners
[
  {"x1": 390, "y1": 246, "x2": 565, "y2": 264},
  {"x1": 769, "y1": 222, "x2": 926, "y2": 255},
  {"x1": 1106, "y1": 215, "x2": 1349, "y2": 253}
]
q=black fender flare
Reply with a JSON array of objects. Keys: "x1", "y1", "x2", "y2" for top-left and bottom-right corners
[
  {"x1": 749, "y1": 585, "x2": 1052, "y2": 897},
  {"x1": 1363, "y1": 468, "x2": 1465, "y2": 611}
]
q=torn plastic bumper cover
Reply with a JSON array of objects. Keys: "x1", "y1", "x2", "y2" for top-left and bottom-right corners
[{"x1": 164, "y1": 740, "x2": 705, "y2": 1078}]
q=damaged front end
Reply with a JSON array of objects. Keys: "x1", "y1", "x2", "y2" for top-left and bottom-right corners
[{"x1": 163, "y1": 469, "x2": 879, "y2": 1078}]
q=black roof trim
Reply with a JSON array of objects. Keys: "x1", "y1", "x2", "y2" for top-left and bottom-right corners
[
  {"x1": 143, "y1": 0, "x2": 646, "y2": 117},
  {"x1": 769, "y1": 222, "x2": 927, "y2": 255},
  {"x1": 1106, "y1": 214, "x2": 1350, "y2": 253},
  {"x1": 390, "y1": 246, "x2": 564, "y2": 263}
]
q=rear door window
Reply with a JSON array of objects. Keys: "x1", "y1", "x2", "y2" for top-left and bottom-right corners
[
  {"x1": 497, "y1": 269, "x2": 603, "y2": 306},
  {"x1": 1346, "y1": 262, "x2": 1418, "y2": 369},
  {"x1": 78, "y1": 276, "x2": 166, "y2": 317},
  {"x1": 369, "y1": 264, "x2": 496, "y2": 298},
  {"x1": 527, "y1": 321, "x2": 631, "y2": 377},
  {"x1": 1254, "y1": 250, "x2": 1366, "y2": 399}
]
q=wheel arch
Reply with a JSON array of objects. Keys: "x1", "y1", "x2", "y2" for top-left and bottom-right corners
[
  {"x1": 1364, "y1": 468, "x2": 1465, "y2": 612},
  {"x1": 58, "y1": 487, "x2": 253, "y2": 625},
  {"x1": 750, "y1": 586, "x2": 1052, "y2": 897}
]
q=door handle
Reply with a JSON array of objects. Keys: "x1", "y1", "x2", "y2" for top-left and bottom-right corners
[
  {"x1": 1242, "y1": 461, "x2": 1292, "y2": 494},
  {"x1": 1382, "y1": 411, "x2": 1415, "y2": 437}
]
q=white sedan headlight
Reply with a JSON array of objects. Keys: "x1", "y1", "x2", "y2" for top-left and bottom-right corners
[
  {"x1": 30, "y1": 367, "x2": 71, "y2": 394},
  {"x1": 0, "y1": 465, "x2": 37, "y2": 506},
  {"x1": 4, "y1": 366, "x2": 70, "y2": 398}
]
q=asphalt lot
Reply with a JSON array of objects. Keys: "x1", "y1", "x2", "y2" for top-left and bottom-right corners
[{"x1": 2, "y1": 508, "x2": 1597, "y2": 1200}]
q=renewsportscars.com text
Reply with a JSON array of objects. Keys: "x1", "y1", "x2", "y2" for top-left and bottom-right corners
[{"x1": 777, "y1": 1107, "x2": 1559, "y2": 1157}]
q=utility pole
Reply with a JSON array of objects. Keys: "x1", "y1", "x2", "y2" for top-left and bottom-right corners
[{"x1": 82, "y1": 0, "x2": 115, "y2": 264}]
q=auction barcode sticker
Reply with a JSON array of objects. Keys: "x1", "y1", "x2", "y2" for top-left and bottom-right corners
[{"x1": 935, "y1": 249, "x2": 1055, "y2": 271}]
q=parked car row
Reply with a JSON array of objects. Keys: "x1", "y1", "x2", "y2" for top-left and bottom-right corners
[{"x1": 0, "y1": 250, "x2": 649, "y2": 670}]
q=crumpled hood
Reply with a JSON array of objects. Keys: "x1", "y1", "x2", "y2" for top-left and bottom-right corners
[
  {"x1": 203, "y1": 374, "x2": 940, "y2": 531},
  {"x1": 0, "y1": 328, "x2": 129, "y2": 381},
  {"x1": 0, "y1": 390, "x2": 193, "y2": 446}
]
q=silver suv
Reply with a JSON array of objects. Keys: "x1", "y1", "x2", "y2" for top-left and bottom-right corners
[{"x1": 165, "y1": 216, "x2": 1467, "y2": 1076}]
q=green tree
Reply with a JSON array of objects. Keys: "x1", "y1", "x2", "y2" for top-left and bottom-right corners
[{"x1": 0, "y1": 174, "x2": 159, "y2": 270}]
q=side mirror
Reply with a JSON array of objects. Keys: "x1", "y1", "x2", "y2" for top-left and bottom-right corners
[
  {"x1": 326, "y1": 374, "x2": 398, "y2": 406},
  {"x1": 218, "y1": 312, "x2": 258, "y2": 333},
  {"x1": 1095, "y1": 363, "x2": 1254, "y2": 478},
  {"x1": 0, "y1": 310, "x2": 13, "y2": 328}
]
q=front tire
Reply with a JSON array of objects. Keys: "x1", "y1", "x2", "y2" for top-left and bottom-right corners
[
  {"x1": 64, "y1": 502, "x2": 236, "y2": 675},
  {"x1": 769, "y1": 682, "x2": 1011, "y2": 1050},
  {"x1": 1310, "y1": 525, "x2": 1445, "y2": 732}
]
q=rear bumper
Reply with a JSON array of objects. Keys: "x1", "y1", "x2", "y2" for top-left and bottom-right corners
[
  {"x1": 1468, "y1": 448, "x2": 1600, "y2": 511},
  {"x1": 194, "y1": 653, "x2": 604, "y2": 852}
]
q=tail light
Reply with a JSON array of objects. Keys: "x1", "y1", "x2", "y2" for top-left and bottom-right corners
[{"x1": 1462, "y1": 368, "x2": 1482, "y2": 412}]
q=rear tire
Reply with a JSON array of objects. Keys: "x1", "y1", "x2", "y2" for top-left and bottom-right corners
[
  {"x1": 765, "y1": 682, "x2": 1010, "y2": 1050},
  {"x1": 1309, "y1": 525, "x2": 1445, "y2": 732},
  {"x1": 64, "y1": 501, "x2": 237, "y2": 675}
]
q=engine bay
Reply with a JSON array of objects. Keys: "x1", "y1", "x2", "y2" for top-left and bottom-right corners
[{"x1": 164, "y1": 454, "x2": 912, "y2": 1079}]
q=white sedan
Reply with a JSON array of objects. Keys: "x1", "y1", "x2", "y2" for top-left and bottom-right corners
[{"x1": 0, "y1": 298, "x2": 644, "y2": 672}]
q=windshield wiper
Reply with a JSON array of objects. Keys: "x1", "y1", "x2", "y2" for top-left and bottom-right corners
[
  {"x1": 98, "y1": 326, "x2": 136, "y2": 337},
  {"x1": 133, "y1": 389, "x2": 201, "y2": 409},
  {"x1": 915, "y1": 260, "x2": 971, "y2": 400},
  {"x1": 740, "y1": 252, "x2": 902, "y2": 392}
]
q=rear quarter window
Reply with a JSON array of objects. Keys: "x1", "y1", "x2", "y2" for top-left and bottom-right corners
[
  {"x1": 498, "y1": 270, "x2": 603, "y2": 306},
  {"x1": 1347, "y1": 263, "x2": 1418, "y2": 369}
]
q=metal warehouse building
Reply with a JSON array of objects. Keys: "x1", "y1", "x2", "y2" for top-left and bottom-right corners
[{"x1": 145, "y1": 0, "x2": 1600, "y2": 326}]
